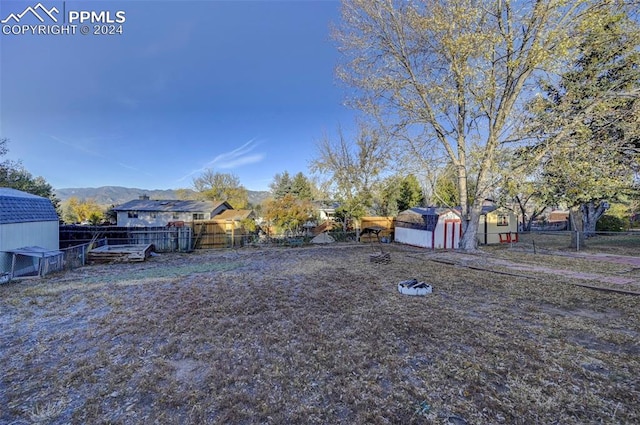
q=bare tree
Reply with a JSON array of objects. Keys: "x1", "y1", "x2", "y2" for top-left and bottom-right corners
[
  {"x1": 193, "y1": 170, "x2": 248, "y2": 209},
  {"x1": 310, "y1": 123, "x2": 390, "y2": 229},
  {"x1": 335, "y1": 0, "x2": 612, "y2": 250}
]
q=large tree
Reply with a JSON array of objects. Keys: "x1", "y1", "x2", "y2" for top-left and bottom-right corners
[
  {"x1": 270, "y1": 171, "x2": 293, "y2": 199},
  {"x1": 525, "y1": 10, "x2": 640, "y2": 239},
  {"x1": 311, "y1": 124, "x2": 389, "y2": 229},
  {"x1": 263, "y1": 193, "x2": 315, "y2": 235},
  {"x1": 192, "y1": 170, "x2": 249, "y2": 209},
  {"x1": 270, "y1": 171, "x2": 315, "y2": 201},
  {"x1": 396, "y1": 174, "x2": 424, "y2": 212},
  {"x1": 62, "y1": 197, "x2": 105, "y2": 224},
  {"x1": 335, "y1": 0, "x2": 615, "y2": 250},
  {"x1": 291, "y1": 172, "x2": 314, "y2": 201}
]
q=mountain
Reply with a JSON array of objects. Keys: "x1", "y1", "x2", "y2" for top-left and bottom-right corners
[{"x1": 54, "y1": 186, "x2": 271, "y2": 207}]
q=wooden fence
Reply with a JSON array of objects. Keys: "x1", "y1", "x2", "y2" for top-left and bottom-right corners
[
  {"x1": 190, "y1": 220, "x2": 249, "y2": 249},
  {"x1": 129, "y1": 227, "x2": 192, "y2": 252},
  {"x1": 60, "y1": 225, "x2": 192, "y2": 252},
  {"x1": 360, "y1": 217, "x2": 395, "y2": 243},
  {"x1": 60, "y1": 223, "x2": 249, "y2": 252}
]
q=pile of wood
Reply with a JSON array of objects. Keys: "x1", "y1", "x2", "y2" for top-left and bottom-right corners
[
  {"x1": 369, "y1": 251, "x2": 391, "y2": 264},
  {"x1": 88, "y1": 244, "x2": 154, "y2": 264}
]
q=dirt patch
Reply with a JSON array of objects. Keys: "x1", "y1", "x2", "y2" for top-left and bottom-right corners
[
  {"x1": 431, "y1": 250, "x2": 640, "y2": 292},
  {"x1": 1, "y1": 244, "x2": 639, "y2": 424}
]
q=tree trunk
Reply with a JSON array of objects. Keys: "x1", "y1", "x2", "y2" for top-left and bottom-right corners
[
  {"x1": 459, "y1": 204, "x2": 482, "y2": 251},
  {"x1": 581, "y1": 201, "x2": 609, "y2": 237},
  {"x1": 516, "y1": 197, "x2": 528, "y2": 231},
  {"x1": 569, "y1": 207, "x2": 585, "y2": 249}
]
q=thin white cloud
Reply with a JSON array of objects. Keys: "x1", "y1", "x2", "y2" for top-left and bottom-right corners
[
  {"x1": 117, "y1": 162, "x2": 141, "y2": 172},
  {"x1": 177, "y1": 138, "x2": 265, "y2": 182},
  {"x1": 49, "y1": 134, "x2": 145, "y2": 174},
  {"x1": 204, "y1": 139, "x2": 262, "y2": 168},
  {"x1": 216, "y1": 154, "x2": 264, "y2": 169},
  {"x1": 49, "y1": 135, "x2": 105, "y2": 158}
]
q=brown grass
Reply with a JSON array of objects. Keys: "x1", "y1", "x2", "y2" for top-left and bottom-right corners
[{"x1": 1, "y1": 244, "x2": 639, "y2": 424}]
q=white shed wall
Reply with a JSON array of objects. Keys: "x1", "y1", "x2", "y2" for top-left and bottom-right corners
[
  {"x1": 0, "y1": 221, "x2": 59, "y2": 251},
  {"x1": 0, "y1": 220, "x2": 59, "y2": 273},
  {"x1": 394, "y1": 227, "x2": 434, "y2": 248},
  {"x1": 395, "y1": 211, "x2": 461, "y2": 249}
]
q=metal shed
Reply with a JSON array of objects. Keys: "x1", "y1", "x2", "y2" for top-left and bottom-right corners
[
  {"x1": 395, "y1": 207, "x2": 461, "y2": 249},
  {"x1": 0, "y1": 188, "x2": 60, "y2": 275}
]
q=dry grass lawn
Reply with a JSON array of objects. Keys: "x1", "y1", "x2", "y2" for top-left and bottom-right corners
[{"x1": 1, "y1": 243, "x2": 639, "y2": 424}]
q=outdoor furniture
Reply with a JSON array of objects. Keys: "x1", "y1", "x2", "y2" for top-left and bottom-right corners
[
  {"x1": 499, "y1": 232, "x2": 519, "y2": 243},
  {"x1": 361, "y1": 225, "x2": 386, "y2": 243}
]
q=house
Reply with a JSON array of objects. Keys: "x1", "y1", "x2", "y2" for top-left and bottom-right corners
[
  {"x1": 314, "y1": 202, "x2": 338, "y2": 222},
  {"x1": 531, "y1": 209, "x2": 569, "y2": 231},
  {"x1": 112, "y1": 196, "x2": 233, "y2": 227},
  {"x1": 0, "y1": 188, "x2": 61, "y2": 277},
  {"x1": 394, "y1": 207, "x2": 462, "y2": 249}
]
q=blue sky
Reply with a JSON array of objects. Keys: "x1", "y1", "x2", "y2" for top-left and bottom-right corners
[{"x1": 0, "y1": 0, "x2": 354, "y2": 191}]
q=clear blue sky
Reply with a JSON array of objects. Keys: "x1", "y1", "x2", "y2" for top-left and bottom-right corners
[{"x1": 0, "y1": 0, "x2": 354, "y2": 191}]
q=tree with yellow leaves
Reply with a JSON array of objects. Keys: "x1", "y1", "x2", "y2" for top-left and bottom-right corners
[{"x1": 62, "y1": 197, "x2": 104, "y2": 224}]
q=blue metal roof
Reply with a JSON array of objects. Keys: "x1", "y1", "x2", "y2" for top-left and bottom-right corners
[{"x1": 0, "y1": 188, "x2": 59, "y2": 225}]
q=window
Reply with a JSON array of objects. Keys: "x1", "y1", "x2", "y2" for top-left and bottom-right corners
[
  {"x1": 172, "y1": 213, "x2": 180, "y2": 220},
  {"x1": 150, "y1": 212, "x2": 158, "y2": 219},
  {"x1": 193, "y1": 213, "x2": 205, "y2": 220},
  {"x1": 128, "y1": 211, "x2": 138, "y2": 218},
  {"x1": 497, "y1": 214, "x2": 509, "y2": 226}
]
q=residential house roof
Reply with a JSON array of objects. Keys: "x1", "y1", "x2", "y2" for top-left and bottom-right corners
[
  {"x1": 0, "y1": 188, "x2": 59, "y2": 225},
  {"x1": 112, "y1": 199, "x2": 232, "y2": 213}
]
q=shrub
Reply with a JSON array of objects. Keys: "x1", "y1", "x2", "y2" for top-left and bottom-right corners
[{"x1": 596, "y1": 214, "x2": 628, "y2": 232}]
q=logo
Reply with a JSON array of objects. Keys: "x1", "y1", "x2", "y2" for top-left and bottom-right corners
[
  {"x1": 1, "y1": 3, "x2": 59, "y2": 23},
  {"x1": 2, "y1": 2, "x2": 126, "y2": 36}
]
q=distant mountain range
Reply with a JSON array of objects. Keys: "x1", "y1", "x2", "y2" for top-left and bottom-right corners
[{"x1": 54, "y1": 186, "x2": 271, "y2": 207}]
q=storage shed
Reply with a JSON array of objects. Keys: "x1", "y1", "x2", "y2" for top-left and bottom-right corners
[
  {"x1": 395, "y1": 207, "x2": 461, "y2": 249},
  {"x1": 0, "y1": 188, "x2": 60, "y2": 276},
  {"x1": 477, "y1": 207, "x2": 519, "y2": 245}
]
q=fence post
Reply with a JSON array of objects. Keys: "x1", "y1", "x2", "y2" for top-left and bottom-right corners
[{"x1": 576, "y1": 231, "x2": 580, "y2": 252}]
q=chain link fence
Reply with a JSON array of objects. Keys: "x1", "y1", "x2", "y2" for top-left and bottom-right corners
[{"x1": 511, "y1": 231, "x2": 640, "y2": 255}]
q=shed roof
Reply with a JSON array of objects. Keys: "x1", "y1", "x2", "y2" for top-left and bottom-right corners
[
  {"x1": 6, "y1": 246, "x2": 63, "y2": 257},
  {"x1": 400, "y1": 207, "x2": 453, "y2": 216},
  {"x1": 400, "y1": 205, "x2": 498, "y2": 217},
  {"x1": 0, "y1": 188, "x2": 59, "y2": 225},
  {"x1": 113, "y1": 199, "x2": 231, "y2": 213}
]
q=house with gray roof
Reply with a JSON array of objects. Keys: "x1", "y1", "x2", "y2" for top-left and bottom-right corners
[
  {"x1": 112, "y1": 196, "x2": 233, "y2": 227},
  {"x1": 0, "y1": 188, "x2": 60, "y2": 275}
]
